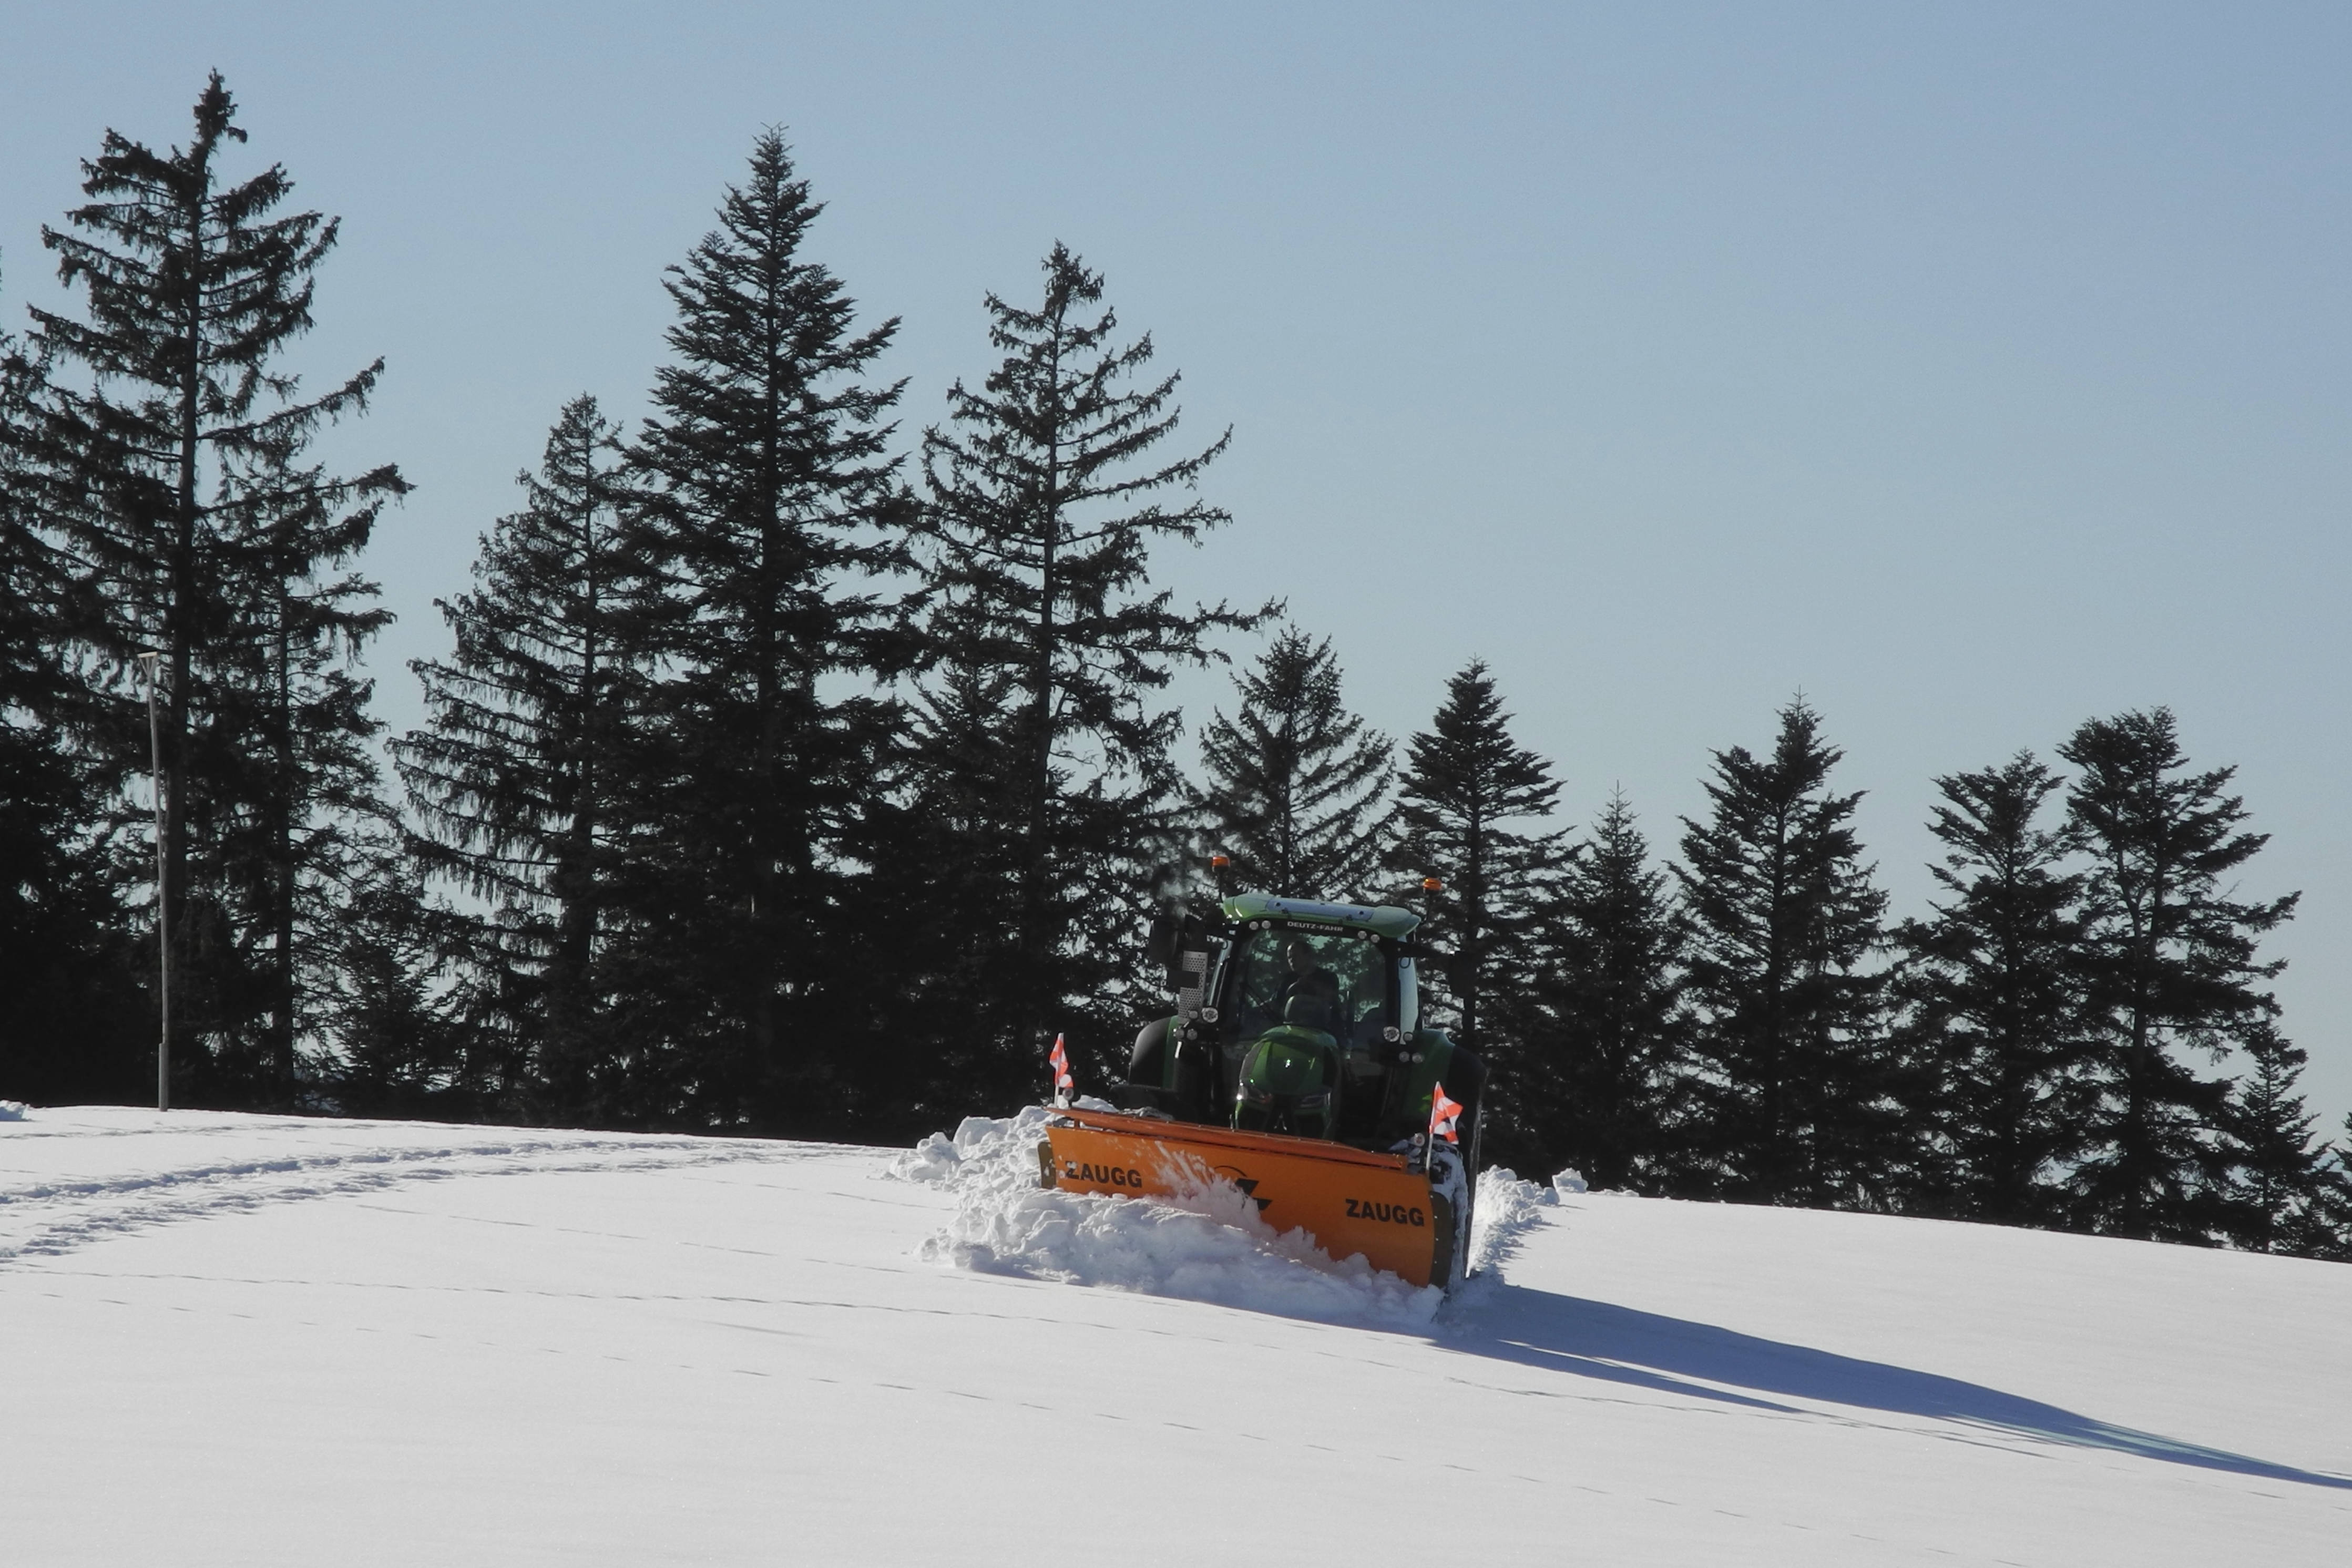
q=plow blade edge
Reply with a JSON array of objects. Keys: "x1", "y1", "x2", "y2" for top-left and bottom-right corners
[{"x1": 1039, "y1": 1106, "x2": 1456, "y2": 1289}]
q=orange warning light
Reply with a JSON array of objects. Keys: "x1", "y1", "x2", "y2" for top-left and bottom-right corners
[
  {"x1": 1422, "y1": 877, "x2": 1444, "y2": 893},
  {"x1": 1210, "y1": 854, "x2": 1231, "y2": 869}
]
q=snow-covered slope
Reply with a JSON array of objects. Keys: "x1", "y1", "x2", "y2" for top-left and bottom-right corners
[{"x1": 4, "y1": 1106, "x2": 2346, "y2": 1565}]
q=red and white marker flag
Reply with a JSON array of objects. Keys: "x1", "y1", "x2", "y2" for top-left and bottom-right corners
[
  {"x1": 1049, "y1": 1033, "x2": 1075, "y2": 1105},
  {"x1": 1429, "y1": 1081, "x2": 1464, "y2": 1146}
]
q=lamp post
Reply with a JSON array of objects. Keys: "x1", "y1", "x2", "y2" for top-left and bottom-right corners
[{"x1": 139, "y1": 651, "x2": 167, "y2": 1113}]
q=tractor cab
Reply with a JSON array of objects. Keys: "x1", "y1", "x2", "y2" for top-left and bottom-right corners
[{"x1": 1122, "y1": 893, "x2": 1480, "y2": 1157}]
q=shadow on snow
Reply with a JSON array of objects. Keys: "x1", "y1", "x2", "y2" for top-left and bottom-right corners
[{"x1": 1441, "y1": 1280, "x2": 2352, "y2": 1491}]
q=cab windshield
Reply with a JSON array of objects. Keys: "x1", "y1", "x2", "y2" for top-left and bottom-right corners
[{"x1": 1218, "y1": 925, "x2": 1390, "y2": 1052}]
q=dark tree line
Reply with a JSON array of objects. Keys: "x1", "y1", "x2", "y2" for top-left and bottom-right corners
[
  {"x1": 0, "y1": 90, "x2": 1254, "y2": 1144},
  {"x1": 3, "y1": 79, "x2": 2345, "y2": 1260},
  {"x1": 1164, "y1": 632, "x2": 2346, "y2": 1257},
  {"x1": 1379, "y1": 687, "x2": 2342, "y2": 1256}
]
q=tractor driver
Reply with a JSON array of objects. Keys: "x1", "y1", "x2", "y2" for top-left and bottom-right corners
[{"x1": 1276, "y1": 937, "x2": 1342, "y2": 1034}]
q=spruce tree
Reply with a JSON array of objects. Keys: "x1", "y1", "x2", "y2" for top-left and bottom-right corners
[
  {"x1": 2058, "y1": 709, "x2": 2298, "y2": 1243},
  {"x1": 851, "y1": 657, "x2": 1034, "y2": 1118},
  {"x1": 1194, "y1": 627, "x2": 1390, "y2": 901},
  {"x1": 326, "y1": 847, "x2": 512, "y2": 1120},
  {"x1": 911, "y1": 242, "x2": 1268, "y2": 1097},
  {"x1": 1673, "y1": 699, "x2": 1896, "y2": 1207},
  {"x1": 2319, "y1": 1121, "x2": 2352, "y2": 1262},
  {"x1": 1386, "y1": 660, "x2": 1567, "y2": 1058},
  {"x1": 214, "y1": 442, "x2": 398, "y2": 1099},
  {"x1": 1513, "y1": 790, "x2": 1686, "y2": 1190},
  {"x1": 395, "y1": 396, "x2": 646, "y2": 1123},
  {"x1": 0, "y1": 291, "x2": 150, "y2": 1101},
  {"x1": 2219, "y1": 1020, "x2": 2345, "y2": 1257},
  {"x1": 628, "y1": 131, "x2": 912, "y2": 1130},
  {"x1": 1895, "y1": 753, "x2": 2088, "y2": 1225},
  {"x1": 24, "y1": 75, "x2": 405, "y2": 1105}
]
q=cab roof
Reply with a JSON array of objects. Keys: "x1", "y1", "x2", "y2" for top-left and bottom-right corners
[{"x1": 1219, "y1": 891, "x2": 1422, "y2": 939}]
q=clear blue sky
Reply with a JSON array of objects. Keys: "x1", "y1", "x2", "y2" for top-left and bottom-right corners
[{"x1": 5, "y1": 3, "x2": 2346, "y2": 1125}]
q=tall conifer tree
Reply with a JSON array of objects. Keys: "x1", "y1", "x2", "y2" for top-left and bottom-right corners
[
  {"x1": 216, "y1": 442, "x2": 398, "y2": 1097},
  {"x1": 628, "y1": 131, "x2": 911, "y2": 1130},
  {"x1": 848, "y1": 657, "x2": 1034, "y2": 1119},
  {"x1": 24, "y1": 74, "x2": 404, "y2": 1104},
  {"x1": 1386, "y1": 660, "x2": 1566, "y2": 1058},
  {"x1": 912, "y1": 243, "x2": 1266, "y2": 1093},
  {"x1": 1673, "y1": 700, "x2": 1896, "y2": 1207},
  {"x1": 2059, "y1": 709, "x2": 2297, "y2": 1242},
  {"x1": 0, "y1": 293, "x2": 149, "y2": 1101},
  {"x1": 1895, "y1": 753, "x2": 2088, "y2": 1224},
  {"x1": 1194, "y1": 627, "x2": 1390, "y2": 900},
  {"x1": 1513, "y1": 791, "x2": 1686, "y2": 1190},
  {"x1": 397, "y1": 396, "x2": 646, "y2": 1122}
]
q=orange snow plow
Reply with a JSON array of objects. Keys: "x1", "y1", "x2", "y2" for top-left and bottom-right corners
[{"x1": 1038, "y1": 1105, "x2": 1466, "y2": 1289}]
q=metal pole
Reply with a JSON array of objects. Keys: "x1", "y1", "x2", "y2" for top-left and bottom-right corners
[{"x1": 141, "y1": 652, "x2": 167, "y2": 1113}]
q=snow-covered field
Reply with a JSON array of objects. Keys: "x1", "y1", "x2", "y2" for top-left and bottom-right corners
[{"x1": 4, "y1": 1105, "x2": 2347, "y2": 1565}]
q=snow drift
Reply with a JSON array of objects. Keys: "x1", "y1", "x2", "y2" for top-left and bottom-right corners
[
  {"x1": 894, "y1": 1104, "x2": 1445, "y2": 1323},
  {"x1": 894, "y1": 1105, "x2": 1560, "y2": 1324}
]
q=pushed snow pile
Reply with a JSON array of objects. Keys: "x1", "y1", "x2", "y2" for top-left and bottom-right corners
[
  {"x1": 1467, "y1": 1164, "x2": 1555, "y2": 1276},
  {"x1": 893, "y1": 1106, "x2": 1443, "y2": 1325},
  {"x1": 0, "y1": 1101, "x2": 25, "y2": 1122}
]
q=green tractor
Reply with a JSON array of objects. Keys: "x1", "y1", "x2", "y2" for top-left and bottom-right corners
[
  {"x1": 1122, "y1": 892, "x2": 1486, "y2": 1165},
  {"x1": 1037, "y1": 890, "x2": 1489, "y2": 1289}
]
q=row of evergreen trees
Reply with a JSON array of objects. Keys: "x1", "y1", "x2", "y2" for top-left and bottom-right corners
[
  {"x1": 1189, "y1": 629, "x2": 2346, "y2": 1257},
  {"x1": 1347, "y1": 675, "x2": 2347, "y2": 1258},
  {"x1": 0, "y1": 79, "x2": 1263, "y2": 1137},
  {"x1": 3, "y1": 79, "x2": 2344, "y2": 1261}
]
